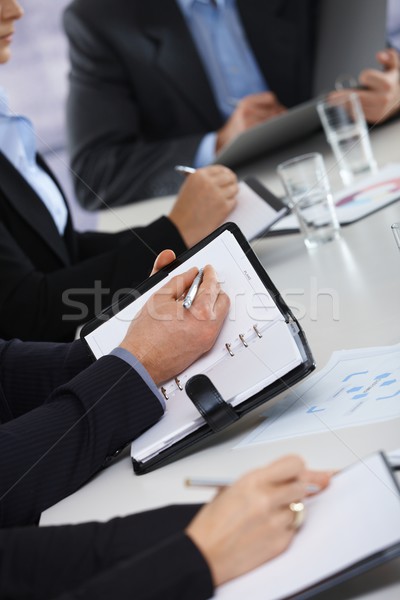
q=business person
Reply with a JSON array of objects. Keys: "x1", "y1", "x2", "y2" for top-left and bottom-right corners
[
  {"x1": 0, "y1": 456, "x2": 330, "y2": 600},
  {"x1": 0, "y1": 259, "x2": 232, "y2": 527},
  {"x1": 64, "y1": 0, "x2": 400, "y2": 209},
  {"x1": 0, "y1": 0, "x2": 238, "y2": 342},
  {"x1": 64, "y1": 0, "x2": 318, "y2": 208}
]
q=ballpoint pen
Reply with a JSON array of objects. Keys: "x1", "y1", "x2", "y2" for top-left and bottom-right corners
[
  {"x1": 185, "y1": 477, "x2": 234, "y2": 488},
  {"x1": 182, "y1": 268, "x2": 204, "y2": 309},
  {"x1": 174, "y1": 165, "x2": 196, "y2": 175},
  {"x1": 185, "y1": 477, "x2": 322, "y2": 493}
]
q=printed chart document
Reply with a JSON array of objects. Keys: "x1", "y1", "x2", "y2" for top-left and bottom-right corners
[
  {"x1": 214, "y1": 452, "x2": 400, "y2": 600},
  {"x1": 83, "y1": 227, "x2": 308, "y2": 467},
  {"x1": 237, "y1": 343, "x2": 400, "y2": 449},
  {"x1": 270, "y1": 163, "x2": 400, "y2": 233}
]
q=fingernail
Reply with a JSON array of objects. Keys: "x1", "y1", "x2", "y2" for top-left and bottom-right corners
[{"x1": 306, "y1": 483, "x2": 321, "y2": 494}]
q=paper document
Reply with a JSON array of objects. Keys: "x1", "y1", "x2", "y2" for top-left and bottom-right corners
[
  {"x1": 224, "y1": 178, "x2": 288, "y2": 241},
  {"x1": 215, "y1": 452, "x2": 400, "y2": 600},
  {"x1": 271, "y1": 163, "x2": 400, "y2": 232},
  {"x1": 237, "y1": 343, "x2": 400, "y2": 448}
]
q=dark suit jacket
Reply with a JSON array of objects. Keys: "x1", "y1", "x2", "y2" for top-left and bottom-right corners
[
  {"x1": 0, "y1": 338, "x2": 165, "y2": 527},
  {"x1": 64, "y1": 0, "x2": 318, "y2": 208},
  {"x1": 0, "y1": 506, "x2": 213, "y2": 600},
  {"x1": 0, "y1": 151, "x2": 186, "y2": 342},
  {"x1": 0, "y1": 339, "x2": 213, "y2": 599}
]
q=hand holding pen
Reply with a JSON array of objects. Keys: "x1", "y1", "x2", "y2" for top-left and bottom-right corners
[
  {"x1": 184, "y1": 455, "x2": 332, "y2": 587},
  {"x1": 168, "y1": 165, "x2": 238, "y2": 247},
  {"x1": 120, "y1": 265, "x2": 229, "y2": 385}
]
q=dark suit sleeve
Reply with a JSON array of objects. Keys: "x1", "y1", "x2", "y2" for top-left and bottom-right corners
[
  {"x1": 0, "y1": 507, "x2": 214, "y2": 600},
  {"x1": 0, "y1": 347, "x2": 164, "y2": 527},
  {"x1": 0, "y1": 217, "x2": 186, "y2": 342},
  {"x1": 0, "y1": 339, "x2": 92, "y2": 419},
  {"x1": 64, "y1": 4, "x2": 205, "y2": 209}
]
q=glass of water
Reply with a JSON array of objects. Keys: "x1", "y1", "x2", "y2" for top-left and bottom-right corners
[
  {"x1": 317, "y1": 92, "x2": 377, "y2": 186},
  {"x1": 277, "y1": 152, "x2": 340, "y2": 249}
]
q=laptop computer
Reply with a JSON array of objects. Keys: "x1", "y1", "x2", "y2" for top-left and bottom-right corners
[{"x1": 215, "y1": 0, "x2": 388, "y2": 168}]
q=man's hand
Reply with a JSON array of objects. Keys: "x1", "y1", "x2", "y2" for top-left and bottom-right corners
[
  {"x1": 356, "y1": 49, "x2": 400, "y2": 123},
  {"x1": 185, "y1": 455, "x2": 332, "y2": 587},
  {"x1": 169, "y1": 165, "x2": 238, "y2": 248},
  {"x1": 216, "y1": 91, "x2": 287, "y2": 152},
  {"x1": 119, "y1": 265, "x2": 229, "y2": 385}
]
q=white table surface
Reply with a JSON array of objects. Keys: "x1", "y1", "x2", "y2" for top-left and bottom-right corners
[{"x1": 42, "y1": 120, "x2": 400, "y2": 599}]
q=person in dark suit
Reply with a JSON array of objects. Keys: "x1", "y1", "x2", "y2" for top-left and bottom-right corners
[
  {"x1": 0, "y1": 153, "x2": 236, "y2": 342},
  {"x1": 0, "y1": 260, "x2": 231, "y2": 528},
  {"x1": 64, "y1": 0, "x2": 400, "y2": 209},
  {"x1": 64, "y1": 0, "x2": 318, "y2": 208},
  {"x1": 0, "y1": 457, "x2": 330, "y2": 600},
  {"x1": 0, "y1": 298, "x2": 330, "y2": 597},
  {"x1": 0, "y1": 0, "x2": 238, "y2": 343}
]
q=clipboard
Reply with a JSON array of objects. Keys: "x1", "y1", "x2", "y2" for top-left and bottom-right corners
[{"x1": 81, "y1": 223, "x2": 314, "y2": 474}]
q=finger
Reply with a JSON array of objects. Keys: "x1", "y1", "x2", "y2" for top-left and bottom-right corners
[
  {"x1": 258, "y1": 455, "x2": 306, "y2": 485},
  {"x1": 212, "y1": 288, "x2": 231, "y2": 322},
  {"x1": 301, "y1": 469, "x2": 333, "y2": 494},
  {"x1": 223, "y1": 182, "x2": 239, "y2": 200},
  {"x1": 359, "y1": 70, "x2": 394, "y2": 91},
  {"x1": 275, "y1": 504, "x2": 303, "y2": 531},
  {"x1": 376, "y1": 49, "x2": 400, "y2": 70},
  {"x1": 162, "y1": 267, "x2": 200, "y2": 300},
  {"x1": 194, "y1": 264, "x2": 222, "y2": 309},
  {"x1": 150, "y1": 249, "x2": 176, "y2": 276},
  {"x1": 267, "y1": 479, "x2": 309, "y2": 509},
  {"x1": 199, "y1": 165, "x2": 233, "y2": 179},
  {"x1": 207, "y1": 166, "x2": 237, "y2": 186},
  {"x1": 245, "y1": 455, "x2": 305, "y2": 489},
  {"x1": 240, "y1": 91, "x2": 282, "y2": 108},
  {"x1": 243, "y1": 105, "x2": 283, "y2": 120}
]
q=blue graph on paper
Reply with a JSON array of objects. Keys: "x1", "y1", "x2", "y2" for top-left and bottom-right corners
[
  {"x1": 341, "y1": 370, "x2": 399, "y2": 401},
  {"x1": 236, "y1": 344, "x2": 400, "y2": 448}
]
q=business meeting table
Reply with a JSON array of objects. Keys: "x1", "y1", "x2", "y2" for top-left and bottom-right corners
[{"x1": 42, "y1": 119, "x2": 400, "y2": 599}]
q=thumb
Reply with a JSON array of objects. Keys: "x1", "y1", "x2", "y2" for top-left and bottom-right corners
[
  {"x1": 150, "y1": 249, "x2": 176, "y2": 276},
  {"x1": 376, "y1": 49, "x2": 399, "y2": 70}
]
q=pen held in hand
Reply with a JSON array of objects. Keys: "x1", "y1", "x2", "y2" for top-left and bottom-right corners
[
  {"x1": 185, "y1": 477, "x2": 322, "y2": 494},
  {"x1": 182, "y1": 268, "x2": 204, "y2": 309},
  {"x1": 185, "y1": 477, "x2": 233, "y2": 488},
  {"x1": 174, "y1": 164, "x2": 196, "y2": 175}
]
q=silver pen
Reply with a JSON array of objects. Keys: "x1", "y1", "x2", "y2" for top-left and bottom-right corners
[
  {"x1": 182, "y1": 268, "x2": 204, "y2": 309},
  {"x1": 185, "y1": 477, "x2": 233, "y2": 488},
  {"x1": 174, "y1": 164, "x2": 196, "y2": 175},
  {"x1": 185, "y1": 477, "x2": 322, "y2": 493}
]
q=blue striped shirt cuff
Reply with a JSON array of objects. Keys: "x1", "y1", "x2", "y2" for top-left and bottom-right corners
[{"x1": 110, "y1": 347, "x2": 166, "y2": 411}]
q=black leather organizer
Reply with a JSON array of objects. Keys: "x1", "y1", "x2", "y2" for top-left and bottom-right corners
[{"x1": 81, "y1": 223, "x2": 315, "y2": 474}]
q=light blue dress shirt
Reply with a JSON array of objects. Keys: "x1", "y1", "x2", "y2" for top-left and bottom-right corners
[
  {"x1": 176, "y1": 0, "x2": 268, "y2": 166},
  {"x1": 110, "y1": 347, "x2": 166, "y2": 410},
  {"x1": 0, "y1": 88, "x2": 68, "y2": 235},
  {"x1": 387, "y1": 0, "x2": 400, "y2": 52}
]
